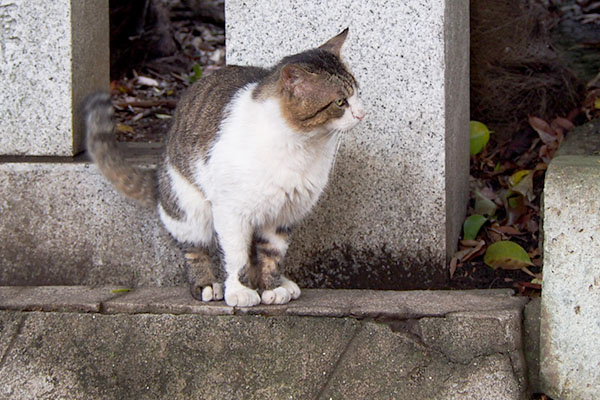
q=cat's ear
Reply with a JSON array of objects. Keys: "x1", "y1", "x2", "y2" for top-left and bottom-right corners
[
  {"x1": 280, "y1": 64, "x2": 314, "y2": 96},
  {"x1": 318, "y1": 28, "x2": 349, "y2": 56}
]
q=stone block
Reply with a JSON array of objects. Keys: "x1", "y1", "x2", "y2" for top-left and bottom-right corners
[
  {"x1": 0, "y1": 312, "x2": 360, "y2": 399},
  {"x1": 99, "y1": 287, "x2": 526, "y2": 319},
  {"x1": 0, "y1": 145, "x2": 185, "y2": 287},
  {"x1": 0, "y1": 1, "x2": 109, "y2": 156},
  {"x1": 419, "y1": 310, "x2": 523, "y2": 364},
  {"x1": 322, "y1": 321, "x2": 526, "y2": 399},
  {"x1": 541, "y1": 154, "x2": 600, "y2": 399},
  {"x1": 225, "y1": 0, "x2": 469, "y2": 288},
  {"x1": 0, "y1": 286, "x2": 123, "y2": 313}
]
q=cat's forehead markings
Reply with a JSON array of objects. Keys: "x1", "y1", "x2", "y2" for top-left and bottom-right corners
[{"x1": 328, "y1": 74, "x2": 355, "y2": 98}]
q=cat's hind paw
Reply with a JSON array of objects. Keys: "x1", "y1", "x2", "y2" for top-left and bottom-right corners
[
  {"x1": 201, "y1": 283, "x2": 224, "y2": 302},
  {"x1": 190, "y1": 282, "x2": 223, "y2": 302},
  {"x1": 224, "y1": 285, "x2": 261, "y2": 307}
]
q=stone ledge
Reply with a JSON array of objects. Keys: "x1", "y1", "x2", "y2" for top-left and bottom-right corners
[{"x1": 0, "y1": 286, "x2": 528, "y2": 318}]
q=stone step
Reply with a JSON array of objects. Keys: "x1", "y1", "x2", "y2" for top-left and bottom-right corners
[
  {"x1": 0, "y1": 287, "x2": 530, "y2": 399},
  {"x1": 540, "y1": 119, "x2": 600, "y2": 399}
]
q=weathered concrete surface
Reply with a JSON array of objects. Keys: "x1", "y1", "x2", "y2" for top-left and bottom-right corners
[
  {"x1": 226, "y1": 0, "x2": 470, "y2": 288},
  {"x1": 0, "y1": 312, "x2": 24, "y2": 363},
  {"x1": 541, "y1": 119, "x2": 600, "y2": 399},
  {"x1": 0, "y1": 144, "x2": 185, "y2": 287},
  {"x1": 0, "y1": 288, "x2": 530, "y2": 399},
  {"x1": 0, "y1": 1, "x2": 108, "y2": 156}
]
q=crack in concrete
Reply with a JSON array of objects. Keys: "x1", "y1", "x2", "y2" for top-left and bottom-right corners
[
  {"x1": 0, "y1": 313, "x2": 26, "y2": 371},
  {"x1": 312, "y1": 322, "x2": 363, "y2": 400}
]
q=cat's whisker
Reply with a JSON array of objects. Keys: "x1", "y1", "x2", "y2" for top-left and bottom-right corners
[{"x1": 329, "y1": 130, "x2": 344, "y2": 177}]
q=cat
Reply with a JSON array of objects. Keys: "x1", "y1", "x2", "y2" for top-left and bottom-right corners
[{"x1": 84, "y1": 28, "x2": 365, "y2": 307}]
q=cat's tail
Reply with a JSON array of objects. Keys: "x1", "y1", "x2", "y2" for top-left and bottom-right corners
[{"x1": 84, "y1": 92, "x2": 157, "y2": 208}]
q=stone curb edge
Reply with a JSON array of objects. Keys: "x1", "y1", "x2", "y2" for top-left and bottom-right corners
[{"x1": 0, "y1": 286, "x2": 529, "y2": 319}]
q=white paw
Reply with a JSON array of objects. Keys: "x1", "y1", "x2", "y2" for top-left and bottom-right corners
[
  {"x1": 201, "y1": 286, "x2": 214, "y2": 302},
  {"x1": 280, "y1": 277, "x2": 301, "y2": 300},
  {"x1": 201, "y1": 283, "x2": 224, "y2": 302},
  {"x1": 224, "y1": 285, "x2": 260, "y2": 307},
  {"x1": 261, "y1": 287, "x2": 292, "y2": 305}
]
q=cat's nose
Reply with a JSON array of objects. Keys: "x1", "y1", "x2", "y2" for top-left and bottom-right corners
[{"x1": 353, "y1": 107, "x2": 366, "y2": 121}]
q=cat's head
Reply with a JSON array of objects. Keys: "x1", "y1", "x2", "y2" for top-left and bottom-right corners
[{"x1": 275, "y1": 29, "x2": 365, "y2": 135}]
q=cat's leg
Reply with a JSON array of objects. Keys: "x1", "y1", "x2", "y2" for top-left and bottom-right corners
[
  {"x1": 213, "y1": 211, "x2": 261, "y2": 307},
  {"x1": 184, "y1": 247, "x2": 224, "y2": 302},
  {"x1": 253, "y1": 226, "x2": 301, "y2": 305},
  {"x1": 157, "y1": 164, "x2": 223, "y2": 302}
]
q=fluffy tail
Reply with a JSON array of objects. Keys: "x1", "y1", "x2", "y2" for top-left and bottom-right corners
[{"x1": 84, "y1": 92, "x2": 157, "y2": 208}]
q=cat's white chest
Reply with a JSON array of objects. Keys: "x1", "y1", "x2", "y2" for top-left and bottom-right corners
[{"x1": 198, "y1": 84, "x2": 337, "y2": 226}]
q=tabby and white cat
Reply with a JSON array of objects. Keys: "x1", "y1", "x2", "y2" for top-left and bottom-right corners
[{"x1": 85, "y1": 29, "x2": 365, "y2": 307}]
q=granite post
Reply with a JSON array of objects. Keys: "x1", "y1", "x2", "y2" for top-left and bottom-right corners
[
  {"x1": 226, "y1": 0, "x2": 470, "y2": 288},
  {"x1": 0, "y1": 0, "x2": 109, "y2": 156},
  {"x1": 540, "y1": 122, "x2": 600, "y2": 399}
]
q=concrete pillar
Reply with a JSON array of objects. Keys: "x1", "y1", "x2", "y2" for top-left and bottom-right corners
[
  {"x1": 0, "y1": 1, "x2": 109, "y2": 156},
  {"x1": 541, "y1": 154, "x2": 600, "y2": 399}
]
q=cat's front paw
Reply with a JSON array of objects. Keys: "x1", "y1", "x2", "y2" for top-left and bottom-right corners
[
  {"x1": 224, "y1": 284, "x2": 261, "y2": 307},
  {"x1": 261, "y1": 287, "x2": 291, "y2": 305},
  {"x1": 261, "y1": 278, "x2": 301, "y2": 305},
  {"x1": 280, "y1": 277, "x2": 301, "y2": 300}
]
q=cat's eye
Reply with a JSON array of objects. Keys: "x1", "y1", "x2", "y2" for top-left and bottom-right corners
[{"x1": 335, "y1": 98, "x2": 347, "y2": 107}]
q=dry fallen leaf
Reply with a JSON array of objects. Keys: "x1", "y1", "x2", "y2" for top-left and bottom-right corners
[
  {"x1": 529, "y1": 116, "x2": 557, "y2": 144},
  {"x1": 116, "y1": 123, "x2": 135, "y2": 134}
]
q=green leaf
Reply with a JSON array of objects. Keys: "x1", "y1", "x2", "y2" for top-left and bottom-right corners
[
  {"x1": 188, "y1": 63, "x2": 203, "y2": 84},
  {"x1": 111, "y1": 288, "x2": 131, "y2": 293},
  {"x1": 508, "y1": 170, "x2": 530, "y2": 187},
  {"x1": 474, "y1": 190, "x2": 498, "y2": 217},
  {"x1": 499, "y1": 189, "x2": 526, "y2": 226},
  {"x1": 470, "y1": 121, "x2": 491, "y2": 156},
  {"x1": 484, "y1": 241, "x2": 533, "y2": 270},
  {"x1": 509, "y1": 170, "x2": 535, "y2": 201},
  {"x1": 463, "y1": 214, "x2": 487, "y2": 241}
]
